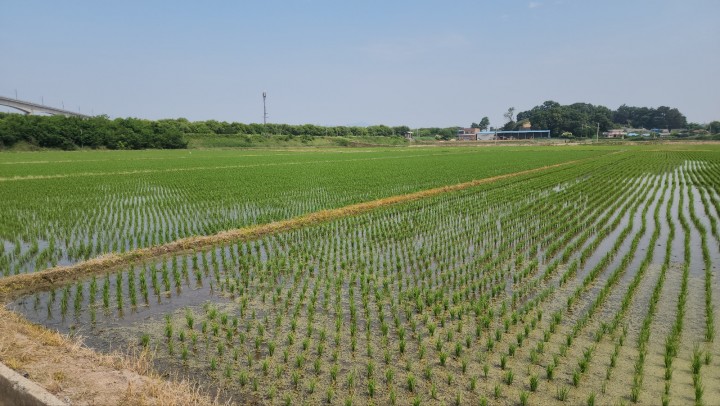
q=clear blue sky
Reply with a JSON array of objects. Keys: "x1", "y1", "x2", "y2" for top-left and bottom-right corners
[{"x1": 1, "y1": 1, "x2": 718, "y2": 127}]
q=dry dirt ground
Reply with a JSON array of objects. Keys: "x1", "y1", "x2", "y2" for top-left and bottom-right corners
[{"x1": 0, "y1": 307, "x2": 220, "y2": 406}]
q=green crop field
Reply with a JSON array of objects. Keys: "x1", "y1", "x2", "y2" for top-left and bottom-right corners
[
  {"x1": 0, "y1": 146, "x2": 607, "y2": 276},
  {"x1": 3, "y1": 144, "x2": 720, "y2": 405}
]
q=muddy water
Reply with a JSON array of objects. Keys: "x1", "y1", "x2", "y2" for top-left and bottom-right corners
[
  {"x1": 643, "y1": 262, "x2": 682, "y2": 402},
  {"x1": 589, "y1": 181, "x2": 663, "y2": 329},
  {"x1": 527, "y1": 181, "x2": 648, "y2": 324},
  {"x1": 2, "y1": 189, "x2": 328, "y2": 277},
  {"x1": 687, "y1": 172, "x2": 720, "y2": 401},
  {"x1": 663, "y1": 166, "x2": 713, "y2": 405},
  {"x1": 544, "y1": 171, "x2": 670, "y2": 404},
  {"x1": 669, "y1": 169, "x2": 685, "y2": 265},
  {"x1": 9, "y1": 249, "x2": 242, "y2": 330},
  {"x1": 559, "y1": 168, "x2": 714, "y2": 405},
  {"x1": 575, "y1": 184, "x2": 648, "y2": 293},
  {"x1": 620, "y1": 177, "x2": 664, "y2": 284},
  {"x1": 651, "y1": 177, "x2": 673, "y2": 266},
  {"x1": 574, "y1": 178, "x2": 648, "y2": 280},
  {"x1": 506, "y1": 179, "x2": 659, "y2": 403},
  {"x1": 680, "y1": 171, "x2": 707, "y2": 339},
  {"x1": 692, "y1": 186, "x2": 720, "y2": 273},
  {"x1": 540, "y1": 181, "x2": 626, "y2": 267},
  {"x1": 685, "y1": 222, "x2": 707, "y2": 280}
]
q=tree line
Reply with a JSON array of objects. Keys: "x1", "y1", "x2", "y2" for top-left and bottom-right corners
[
  {"x1": 0, "y1": 114, "x2": 188, "y2": 150},
  {"x1": 0, "y1": 113, "x2": 418, "y2": 150},
  {"x1": 0, "y1": 101, "x2": 717, "y2": 150},
  {"x1": 465, "y1": 102, "x2": 710, "y2": 139},
  {"x1": 507, "y1": 101, "x2": 691, "y2": 138}
]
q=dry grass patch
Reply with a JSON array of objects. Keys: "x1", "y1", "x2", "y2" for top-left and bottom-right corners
[{"x1": 0, "y1": 307, "x2": 220, "y2": 406}]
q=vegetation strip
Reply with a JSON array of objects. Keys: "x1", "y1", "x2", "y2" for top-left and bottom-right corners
[
  {"x1": 0, "y1": 150, "x2": 481, "y2": 182},
  {"x1": 0, "y1": 159, "x2": 585, "y2": 301},
  {"x1": 1, "y1": 148, "x2": 609, "y2": 277}
]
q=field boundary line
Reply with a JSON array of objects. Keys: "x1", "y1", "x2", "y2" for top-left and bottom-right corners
[
  {"x1": 0, "y1": 156, "x2": 598, "y2": 301},
  {"x1": 0, "y1": 150, "x2": 484, "y2": 181}
]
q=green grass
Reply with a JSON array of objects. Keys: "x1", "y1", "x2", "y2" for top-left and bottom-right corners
[{"x1": 185, "y1": 134, "x2": 411, "y2": 149}]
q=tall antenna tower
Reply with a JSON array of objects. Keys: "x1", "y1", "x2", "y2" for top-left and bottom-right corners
[{"x1": 263, "y1": 91, "x2": 268, "y2": 124}]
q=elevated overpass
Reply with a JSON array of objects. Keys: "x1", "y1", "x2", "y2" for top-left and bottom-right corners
[{"x1": 0, "y1": 95, "x2": 91, "y2": 118}]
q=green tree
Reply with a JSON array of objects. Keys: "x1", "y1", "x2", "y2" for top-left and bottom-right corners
[
  {"x1": 471, "y1": 118, "x2": 488, "y2": 130},
  {"x1": 504, "y1": 107, "x2": 515, "y2": 124},
  {"x1": 501, "y1": 121, "x2": 516, "y2": 131},
  {"x1": 516, "y1": 101, "x2": 617, "y2": 137},
  {"x1": 611, "y1": 104, "x2": 686, "y2": 129},
  {"x1": 708, "y1": 121, "x2": 720, "y2": 134},
  {"x1": 479, "y1": 117, "x2": 490, "y2": 131}
]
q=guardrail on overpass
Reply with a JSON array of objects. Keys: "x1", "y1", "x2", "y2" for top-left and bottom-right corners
[{"x1": 0, "y1": 96, "x2": 91, "y2": 118}]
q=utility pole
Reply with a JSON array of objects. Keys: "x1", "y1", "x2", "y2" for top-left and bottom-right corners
[
  {"x1": 263, "y1": 91, "x2": 268, "y2": 125},
  {"x1": 596, "y1": 122, "x2": 599, "y2": 142}
]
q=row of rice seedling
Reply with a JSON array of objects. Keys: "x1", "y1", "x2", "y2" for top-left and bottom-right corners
[
  {"x1": 536, "y1": 174, "x2": 658, "y2": 404},
  {"x1": 10, "y1": 149, "x2": 720, "y2": 404},
  {"x1": 0, "y1": 148, "x2": 609, "y2": 277},
  {"x1": 522, "y1": 173, "x2": 663, "y2": 404},
  {"x1": 479, "y1": 154, "x2": 718, "y2": 405},
  {"x1": 478, "y1": 169, "x2": 652, "y2": 403},
  {"x1": 682, "y1": 165, "x2": 715, "y2": 343},
  {"x1": 626, "y1": 174, "x2": 672, "y2": 404},
  {"x1": 2, "y1": 155, "x2": 632, "y2": 400},
  {"x1": 4, "y1": 154, "x2": 596, "y2": 392},
  {"x1": 614, "y1": 160, "x2": 720, "y2": 406}
]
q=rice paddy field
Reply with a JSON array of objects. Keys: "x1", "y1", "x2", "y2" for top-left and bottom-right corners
[{"x1": 2, "y1": 144, "x2": 720, "y2": 405}]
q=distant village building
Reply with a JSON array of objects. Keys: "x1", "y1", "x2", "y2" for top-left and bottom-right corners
[
  {"x1": 622, "y1": 128, "x2": 647, "y2": 137},
  {"x1": 476, "y1": 132, "x2": 496, "y2": 141},
  {"x1": 457, "y1": 128, "x2": 481, "y2": 141},
  {"x1": 604, "y1": 129, "x2": 625, "y2": 138},
  {"x1": 495, "y1": 130, "x2": 549, "y2": 140},
  {"x1": 457, "y1": 123, "x2": 549, "y2": 141}
]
